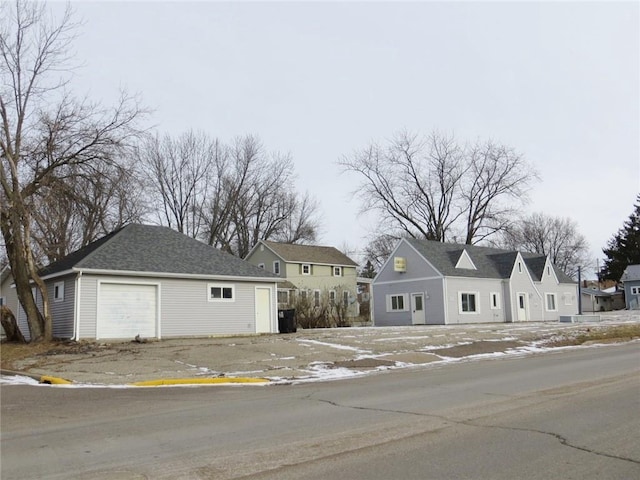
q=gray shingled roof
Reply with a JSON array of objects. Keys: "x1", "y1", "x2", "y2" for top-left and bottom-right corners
[
  {"x1": 405, "y1": 238, "x2": 574, "y2": 283},
  {"x1": 621, "y1": 264, "x2": 640, "y2": 282},
  {"x1": 262, "y1": 241, "x2": 358, "y2": 266},
  {"x1": 40, "y1": 224, "x2": 279, "y2": 280}
]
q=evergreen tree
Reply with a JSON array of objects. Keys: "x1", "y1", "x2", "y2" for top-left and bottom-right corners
[{"x1": 600, "y1": 195, "x2": 640, "y2": 281}]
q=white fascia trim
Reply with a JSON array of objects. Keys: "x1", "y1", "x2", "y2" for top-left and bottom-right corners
[
  {"x1": 510, "y1": 253, "x2": 542, "y2": 298},
  {"x1": 40, "y1": 269, "x2": 76, "y2": 282},
  {"x1": 374, "y1": 275, "x2": 442, "y2": 285},
  {"x1": 73, "y1": 268, "x2": 284, "y2": 283},
  {"x1": 454, "y1": 250, "x2": 477, "y2": 270}
]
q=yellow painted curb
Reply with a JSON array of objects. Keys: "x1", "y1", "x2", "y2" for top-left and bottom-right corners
[
  {"x1": 40, "y1": 375, "x2": 73, "y2": 385},
  {"x1": 129, "y1": 377, "x2": 270, "y2": 387}
]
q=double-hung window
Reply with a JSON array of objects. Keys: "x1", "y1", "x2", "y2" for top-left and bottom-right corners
[
  {"x1": 459, "y1": 292, "x2": 478, "y2": 313},
  {"x1": 333, "y1": 266, "x2": 342, "y2": 277},
  {"x1": 546, "y1": 293, "x2": 557, "y2": 311},
  {"x1": 387, "y1": 294, "x2": 407, "y2": 312}
]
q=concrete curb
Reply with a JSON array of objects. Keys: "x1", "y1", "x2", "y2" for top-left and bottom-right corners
[
  {"x1": 0, "y1": 369, "x2": 72, "y2": 385},
  {"x1": 0, "y1": 369, "x2": 270, "y2": 386},
  {"x1": 129, "y1": 377, "x2": 270, "y2": 386}
]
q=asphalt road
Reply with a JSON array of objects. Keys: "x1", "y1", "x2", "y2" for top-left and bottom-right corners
[{"x1": 1, "y1": 343, "x2": 638, "y2": 480}]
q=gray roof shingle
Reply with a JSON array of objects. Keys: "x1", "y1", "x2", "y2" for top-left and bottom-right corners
[
  {"x1": 40, "y1": 224, "x2": 279, "y2": 280},
  {"x1": 621, "y1": 264, "x2": 640, "y2": 282},
  {"x1": 262, "y1": 241, "x2": 358, "y2": 266},
  {"x1": 404, "y1": 238, "x2": 574, "y2": 283}
]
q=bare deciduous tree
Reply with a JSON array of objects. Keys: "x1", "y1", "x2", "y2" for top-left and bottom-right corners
[
  {"x1": 143, "y1": 133, "x2": 321, "y2": 258},
  {"x1": 0, "y1": 1, "x2": 146, "y2": 341},
  {"x1": 495, "y1": 212, "x2": 590, "y2": 278},
  {"x1": 139, "y1": 130, "x2": 215, "y2": 239},
  {"x1": 340, "y1": 130, "x2": 538, "y2": 246}
]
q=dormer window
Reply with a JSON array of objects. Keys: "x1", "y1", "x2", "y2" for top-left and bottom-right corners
[{"x1": 455, "y1": 250, "x2": 477, "y2": 270}]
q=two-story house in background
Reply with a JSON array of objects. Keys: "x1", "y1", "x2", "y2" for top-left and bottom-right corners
[{"x1": 245, "y1": 240, "x2": 359, "y2": 317}]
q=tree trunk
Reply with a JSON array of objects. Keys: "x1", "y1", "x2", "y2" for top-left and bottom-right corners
[
  {"x1": 1, "y1": 210, "x2": 46, "y2": 342},
  {"x1": 0, "y1": 306, "x2": 27, "y2": 343}
]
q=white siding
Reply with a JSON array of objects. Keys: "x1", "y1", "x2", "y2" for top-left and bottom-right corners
[
  {"x1": 78, "y1": 274, "x2": 277, "y2": 339},
  {"x1": 444, "y1": 277, "x2": 506, "y2": 324}
]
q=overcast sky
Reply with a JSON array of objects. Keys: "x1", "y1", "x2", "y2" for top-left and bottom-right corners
[{"x1": 63, "y1": 1, "x2": 638, "y2": 275}]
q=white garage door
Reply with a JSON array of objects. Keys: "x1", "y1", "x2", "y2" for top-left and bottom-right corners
[{"x1": 97, "y1": 283, "x2": 158, "y2": 339}]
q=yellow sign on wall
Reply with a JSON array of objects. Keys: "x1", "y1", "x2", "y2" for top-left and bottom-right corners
[{"x1": 394, "y1": 257, "x2": 406, "y2": 272}]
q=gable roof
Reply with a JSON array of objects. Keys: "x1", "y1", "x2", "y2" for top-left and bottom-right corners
[
  {"x1": 259, "y1": 240, "x2": 358, "y2": 267},
  {"x1": 404, "y1": 238, "x2": 574, "y2": 283},
  {"x1": 621, "y1": 264, "x2": 640, "y2": 282},
  {"x1": 39, "y1": 224, "x2": 279, "y2": 280}
]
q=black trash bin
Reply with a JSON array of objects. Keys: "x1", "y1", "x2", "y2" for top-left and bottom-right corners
[{"x1": 278, "y1": 309, "x2": 297, "y2": 333}]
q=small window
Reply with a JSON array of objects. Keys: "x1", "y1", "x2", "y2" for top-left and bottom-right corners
[
  {"x1": 546, "y1": 293, "x2": 557, "y2": 311},
  {"x1": 273, "y1": 261, "x2": 280, "y2": 275},
  {"x1": 490, "y1": 292, "x2": 500, "y2": 309},
  {"x1": 343, "y1": 291, "x2": 349, "y2": 307},
  {"x1": 546, "y1": 266, "x2": 551, "y2": 276},
  {"x1": 333, "y1": 266, "x2": 342, "y2": 277},
  {"x1": 53, "y1": 281, "x2": 64, "y2": 302},
  {"x1": 258, "y1": 263, "x2": 265, "y2": 269},
  {"x1": 314, "y1": 290, "x2": 321, "y2": 308},
  {"x1": 302, "y1": 264, "x2": 311, "y2": 275},
  {"x1": 0, "y1": 297, "x2": 5, "y2": 306},
  {"x1": 460, "y1": 292, "x2": 478, "y2": 313},
  {"x1": 387, "y1": 294, "x2": 407, "y2": 312},
  {"x1": 517, "y1": 262, "x2": 522, "y2": 273},
  {"x1": 277, "y1": 290, "x2": 288, "y2": 304},
  {"x1": 208, "y1": 283, "x2": 235, "y2": 302},
  {"x1": 631, "y1": 286, "x2": 640, "y2": 295},
  {"x1": 329, "y1": 290, "x2": 336, "y2": 304}
]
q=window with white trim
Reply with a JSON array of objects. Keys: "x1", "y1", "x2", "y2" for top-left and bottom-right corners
[
  {"x1": 314, "y1": 290, "x2": 321, "y2": 308},
  {"x1": 386, "y1": 294, "x2": 408, "y2": 312},
  {"x1": 343, "y1": 291, "x2": 349, "y2": 307},
  {"x1": 329, "y1": 290, "x2": 336, "y2": 304},
  {"x1": 545, "y1": 293, "x2": 557, "y2": 311},
  {"x1": 208, "y1": 284, "x2": 235, "y2": 302},
  {"x1": 459, "y1": 292, "x2": 478, "y2": 313},
  {"x1": 490, "y1": 292, "x2": 500, "y2": 309},
  {"x1": 302, "y1": 264, "x2": 311, "y2": 275},
  {"x1": 273, "y1": 261, "x2": 280, "y2": 275},
  {"x1": 53, "y1": 281, "x2": 65, "y2": 302},
  {"x1": 631, "y1": 286, "x2": 640, "y2": 295},
  {"x1": 333, "y1": 266, "x2": 342, "y2": 277},
  {"x1": 277, "y1": 290, "x2": 289, "y2": 304}
]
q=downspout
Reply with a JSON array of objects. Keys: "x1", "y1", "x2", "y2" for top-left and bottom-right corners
[{"x1": 73, "y1": 271, "x2": 82, "y2": 341}]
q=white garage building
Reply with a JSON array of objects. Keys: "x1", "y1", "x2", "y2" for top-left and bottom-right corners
[{"x1": 18, "y1": 224, "x2": 281, "y2": 340}]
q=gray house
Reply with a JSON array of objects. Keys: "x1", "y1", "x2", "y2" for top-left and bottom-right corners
[
  {"x1": 372, "y1": 238, "x2": 577, "y2": 326},
  {"x1": 621, "y1": 264, "x2": 640, "y2": 310},
  {"x1": 16, "y1": 224, "x2": 281, "y2": 340}
]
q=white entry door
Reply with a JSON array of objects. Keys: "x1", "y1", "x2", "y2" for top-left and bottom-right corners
[
  {"x1": 517, "y1": 293, "x2": 528, "y2": 321},
  {"x1": 255, "y1": 287, "x2": 272, "y2": 333},
  {"x1": 97, "y1": 283, "x2": 158, "y2": 339},
  {"x1": 411, "y1": 293, "x2": 426, "y2": 325}
]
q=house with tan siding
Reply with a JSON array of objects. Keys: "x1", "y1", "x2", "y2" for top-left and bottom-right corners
[{"x1": 245, "y1": 240, "x2": 359, "y2": 317}]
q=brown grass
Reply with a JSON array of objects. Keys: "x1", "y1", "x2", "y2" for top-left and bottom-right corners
[
  {"x1": 0, "y1": 340, "x2": 100, "y2": 371},
  {"x1": 542, "y1": 324, "x2": 640, "y2": 347}
]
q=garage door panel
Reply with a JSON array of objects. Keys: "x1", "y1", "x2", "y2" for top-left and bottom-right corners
[{"x1": 98, "y1": 283, "x2": 157, "y2": 339}]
